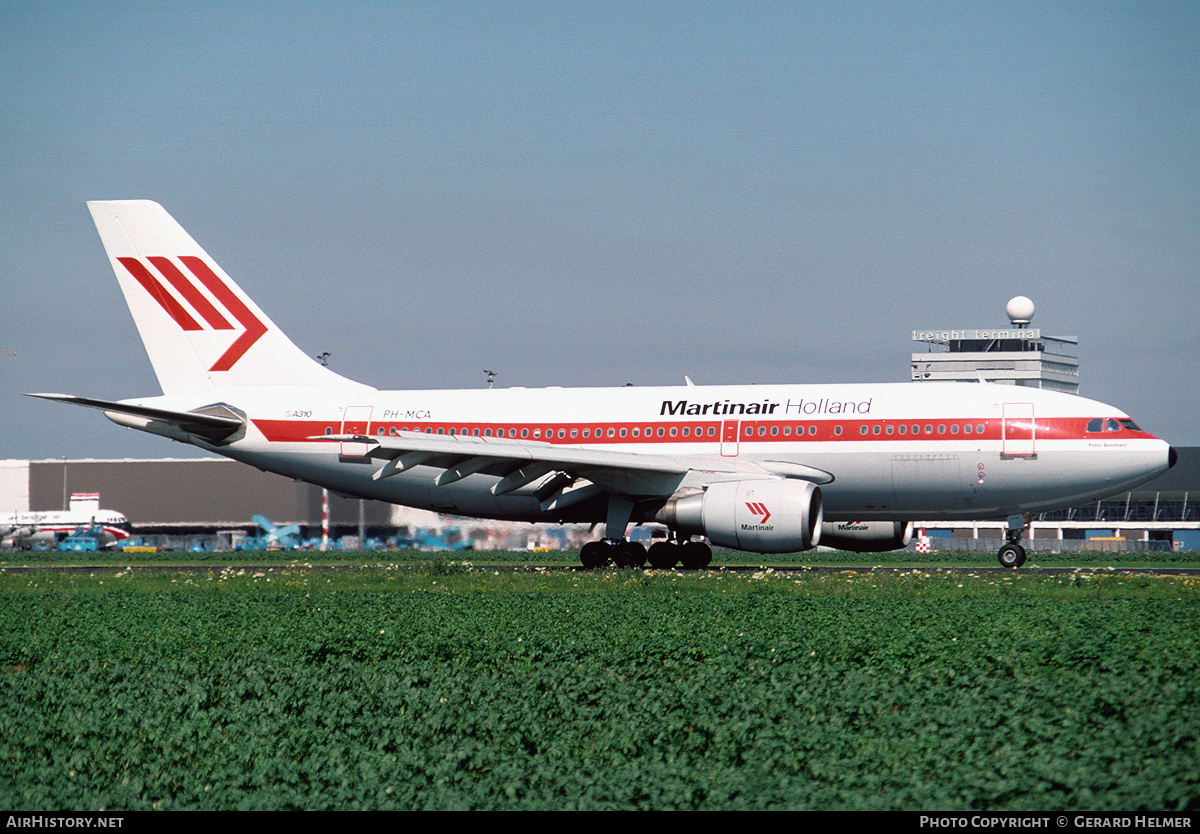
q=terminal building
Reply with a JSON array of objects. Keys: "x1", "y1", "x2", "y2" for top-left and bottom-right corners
[{"x1": 2, "y1": 297, "x2": 1196, "y2": 553}]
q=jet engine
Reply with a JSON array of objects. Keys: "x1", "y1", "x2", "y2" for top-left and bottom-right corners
[
  {"x1": 819, "y1": 521, "x2": 913, "y2": 552},
  {"x1": 658, "y1": 479, "x2": 823, "y2": 553}
]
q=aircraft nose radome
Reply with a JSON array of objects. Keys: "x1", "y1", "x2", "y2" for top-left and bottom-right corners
[{"x1": 1169, "y1": 446, "x2": 1178, "y2": 469}]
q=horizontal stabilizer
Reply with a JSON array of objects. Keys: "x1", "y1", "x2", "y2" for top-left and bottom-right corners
[{"x1": 28, "y1": 393, "x2": 244, "y2": 444}]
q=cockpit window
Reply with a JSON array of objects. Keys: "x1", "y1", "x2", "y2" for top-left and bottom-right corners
[{"x1": 1088, "y1": 417, "x2": 1142, "y2": 433}]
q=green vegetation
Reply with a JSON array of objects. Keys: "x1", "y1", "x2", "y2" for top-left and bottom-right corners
[{"x1": 1, "y1": 562, "x2": 1197, "y2": 810}]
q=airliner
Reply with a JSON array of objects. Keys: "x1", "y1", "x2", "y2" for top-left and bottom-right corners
[
  {"x1": 2, "y1": 493, "x2": 130, "y2": 549},
  {"x1": 31, "y1": 201, "x2": 1176, "y2": 568}
]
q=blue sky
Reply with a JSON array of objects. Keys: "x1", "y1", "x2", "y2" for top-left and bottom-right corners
[{"x1": 3, "y1": 0, "x2": 1198, "y2": 459}]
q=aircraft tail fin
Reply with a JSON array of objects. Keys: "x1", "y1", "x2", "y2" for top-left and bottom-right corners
[{"x1": 87, "y1": 200, "x2": 370, "y2": 396}]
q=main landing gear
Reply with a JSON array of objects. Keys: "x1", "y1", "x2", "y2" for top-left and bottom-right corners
[
  {"x1": 580, "y1": 538, "x2": 647, "y2": 569},
  {"x1": 648, "y1": 539, "x2": 712, "y2": 570},
  {"x1": 578, "y1": 537, "x2": 713, "y2": 570},
  {"x1": 578, "y1": 495, "x2": 714, "y2": 570},
  {"x1": 997, "y1": 513, "x2": 1030, "y2": 569}
]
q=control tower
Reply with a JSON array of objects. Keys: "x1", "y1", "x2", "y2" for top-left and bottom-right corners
[{"x1": 910, "y1": 297, "x2": 1080, "y2": 393}]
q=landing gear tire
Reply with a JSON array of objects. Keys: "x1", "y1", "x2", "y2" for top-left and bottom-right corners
[
  {"x1": 679, "y1": 541, "x2": 713, "y2": 570},
  {"x1": 613, "y1": 540, "x2": 647, "y2": 569},
  {"x1": 580, "y1": 540, "x2": 610, "y2": 569},
  {"x1": 647, "y1": 541, "x2": 678, "y2": 569},
  {"x1": 997, "y1": 542, "x2": 1026, "y2": 569}
]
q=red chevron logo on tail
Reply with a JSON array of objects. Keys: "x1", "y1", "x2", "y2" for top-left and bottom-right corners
[{"x1": 118, "y1": 256, "x2": 267, "y2": 371}]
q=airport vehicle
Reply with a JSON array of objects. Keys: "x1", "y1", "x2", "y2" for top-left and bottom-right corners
[
  {"x1": 31, "y1": 201, "x2": 1176, "y2": 568},
  {"x1": 235, "y1": 515, "x2": 302, "y2": 551},
  {"x1": 56, "y1": 525, "x2": 106, "y2": 552},
  {"x1": 2, "y1": 493, "x2": 131, "y2": 549}
]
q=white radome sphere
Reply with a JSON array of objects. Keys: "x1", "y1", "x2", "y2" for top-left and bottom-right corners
[{"x1": 1006, "y1": 296, "x2": 1035, "y2": 326}]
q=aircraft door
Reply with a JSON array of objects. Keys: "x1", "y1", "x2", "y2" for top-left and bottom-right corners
[
  {"x1": 1002, "y1": 402, "x2": 1036, "y2": 458},
  {"x1": 721, "y1": 419, "x2": 740, "y2": 457},
  {"x1": 340, "y1": 406, "x2": 374, "y2": 457}
]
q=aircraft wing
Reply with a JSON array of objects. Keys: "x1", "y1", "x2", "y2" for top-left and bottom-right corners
[
  {"x1": 312, "y1": 430, "x2": 834, "y2": 508},
  {"x1": 28, "y1": 394, "x2": 245, "y2": 444}
]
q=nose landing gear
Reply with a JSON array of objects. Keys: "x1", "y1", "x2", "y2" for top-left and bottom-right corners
[{"x1": 997, "y1": 514, "x2": 1030, "y2": 568}]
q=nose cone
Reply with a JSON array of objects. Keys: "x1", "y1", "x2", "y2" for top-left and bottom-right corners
[{"x1": 1169, "y1": 446, "x2": 1179, "y2": 469}]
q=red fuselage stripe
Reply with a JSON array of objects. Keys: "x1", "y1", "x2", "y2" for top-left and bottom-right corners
[{"x1": 252, "y1": 416, "x2": 1154, "y2": 445}]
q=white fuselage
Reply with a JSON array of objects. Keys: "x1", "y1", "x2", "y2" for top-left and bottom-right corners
[{"x1": 140, "y1": 380, "x2": 1172, "y2": 526}]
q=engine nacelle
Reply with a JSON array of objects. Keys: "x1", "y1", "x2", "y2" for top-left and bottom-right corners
[
  {"x1": 819, "y1": 521, "x2": 913, "y2": 552},
  {"x1": 658, "y1": 479, "x2": 823, "y2": 553}
]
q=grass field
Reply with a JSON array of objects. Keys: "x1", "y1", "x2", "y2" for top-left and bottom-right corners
[{"x1": 1, "y1": 553, "x2": 1197, "y2": 810}]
